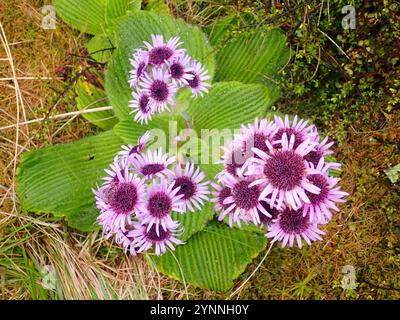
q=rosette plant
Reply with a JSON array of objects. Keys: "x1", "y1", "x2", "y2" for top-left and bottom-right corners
[{"x1": 16, "y1": 0, "x2": 346, "y2": 292}]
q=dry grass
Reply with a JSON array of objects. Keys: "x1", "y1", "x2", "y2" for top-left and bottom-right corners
[{"x1": 0, "y1": 0, "x2": 171, "y2": 300}]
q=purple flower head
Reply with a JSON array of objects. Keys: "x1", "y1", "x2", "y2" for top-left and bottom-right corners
[
  {"x1": 168, "y1": 162, "x2": 210, "y2": 212},
  {"x1": 217, "y1": 173, "x2": 272, "y2": 227},
  {"x1": 94, "y1": 169, "x2": 145, "y2": 233},
  {"x1": 302, "y1": 159, "x2": 348, "y2": 224},
  {"x1": 130, "y1": 220, "x2": 184, "y2": 256},
  {"x1": 129, "y1": 49, "x2": 149, "y2": 86},
  {"x1": 273, "y1": 115, "x2": 318, "y2": 150},
  {"x1": 167, "y1": 54, "x2": 194, "y2": 86},
  {"x1": 129, "y1": 90, "x2": 155, "y2": 124},
  {"x1": 118, "y1": 131, "x2": 152, "y2": 162},
  {"x1": 266, "y1": 208, "x2": 325, "y2": 248},
  {"x1": 186, "y1": 60, "x2": 211, "y2": 97},
  {"x1": 144, "y1": 35, "x2": 185, "y2": 67},
  {"x1": 132, "y1": 148, "x2": 175, "y2": 180},
  {"x1": 247, "y1": 133, "x2": 322, "y2": 210},
  {"x1": 140, "y1": 68, "x2": 178, "y2": 113},
  {"x1": 137, "y1": 177, "x2": 184, "y2": 236}
]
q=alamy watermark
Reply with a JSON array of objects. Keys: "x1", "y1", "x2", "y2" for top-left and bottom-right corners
[
  {"x1": 341, "y1": 5, "x2": 356, "y2": 30},
  {"x1": 41, "y1": 5, "x2": 56, "y2": 30},
  {"x1": 40, "y1": 265, "x2": 58, "y2": 290},
  {"x1": 341, "y1": 265, "x2": 357, "y2": 290}
]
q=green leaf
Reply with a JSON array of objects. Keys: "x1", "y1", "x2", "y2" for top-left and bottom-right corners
[
  {"x1": 53, "y1": 0, "x2": 141, "y2": 35},
  {"x1": 150, "y1": 223, "x2": 267, "y2": 292},
  {"x1": 105, "y1": 0, "x2": 141, "y2": 22},
  {"x1": 186, "y1": 81, "x2": 280, "y2": 133},
  {"x1": 87, "y1": 34, "x2": 116, "y2": 63},
  {"x1": 105, "y1": 11, "x2": 215, "y2": 120},
  {"x1": 214, "y1": 29, "x2": 289, "y2": 86},
  {"x1": 16, "y1": 131, "x2": 124, "y2": 231},
  {"x1": 75, "y1": 79, "x2": 118, "y2": 130},
  {"x1": 113, "y1": 114, "x2": 187, "y2": 146}
]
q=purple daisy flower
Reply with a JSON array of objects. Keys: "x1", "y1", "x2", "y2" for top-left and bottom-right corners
[
  {"x1": 304, "y1": 135, "x2": 336, "y2": 168},
  {"x1": 186, "y1": 60, "x2": 211, "y2": 97},
  {"x1": 128, "y1": 90, "x2": 155, "y2": 124},
  {"x1": 94, "y1": 169, "x2": 145, "y2": 233},
  {"x1": 129, "y1": 49, "x2": 148, "y2": 87},
  {"x1": 118, "y1": 131, "x2": 152, "y2": 162},
  {"x1": 211, "y1": 182, "x2": 252, "y2": 227},
  {"x1": 302, "y1": 159, "x2": 348, "y2": 224},
  {"x1": 129, "y1": 220, "x2": 184, "y2": 256},
  {"x1": 101, "y1": 156, "x2": 128, "y2": 187},
  {"x1": 266, "y1": 208, "x2": 325, "y2": 248},
  {"x1": 168, "y1": 162, "x2": 210, "y2": 212},
  {"x1": 132, "y1": 148, "x2": 175, "y2": 179},
  {"x1": 144, "y1": 34, "x2": 185, "y2": 67},
  {"x1": 167, "y1": 54, "x2": 194, "y2": 86},
  {"x1": 273, "y1": 115, "x2": 318, "y2": 150},
  {"x1": 248, "y1": 133, "x2": 322, "y2": 210},
  {"x1": 239, "y1": 117, "x2": 279, "y2": 159},
  {"x1": 140, "y1": 68, "x2": 178, "y2": 113},
  {"x1": 219, "y1": 173, "x2": 272, "y2": 226},
  {"x1": 137, "y1": 177, "x2": 184, "y2": 235},
  {"x1": 115, "y1": 227, "x2": 137, "y2": 256}
]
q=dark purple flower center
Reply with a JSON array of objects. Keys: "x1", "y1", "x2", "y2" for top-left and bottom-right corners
[
  {"x1": 139, "y1": 94, "x2": 150, "y2": 113},
  {"x1": 149, "y1": 46, "x2": 173, "y2": 65},
  {"x1": 170, "y1": 62, "x2": 184, "y2": 79},
  {"x1": 150, "y1": 80, "x2": 169, "y2": 102},
  {"x1": 129, "y1": 145, "x2": 140, "y2": 156},
  {"x1": 264, "y1": 150, "x2": 306, "y2": 191},
  {"x1": 141, "y1": 163, "x2": 165, "y2": 176},
  {"x1": 305, "y1": 174, "x2": 329, "y2": 204},
  {"x1": 147, "y1": 192, "x2": 172, "y2": 218},
  {"x1": 304, "y1": 149, "x2": 323, "y2": 167},
  {"x1": 137, "y1": 62, "x2": 146, "y2": 79},
  {"x1": 187, "y1": 71, "x2": 200, "y2": 88},
  {"x1": 245, "y1": 132, "x2": 270, "y2": 158},
  {"x1": 174, "y1": 176, "x2": 196, "y2": 200},
  {"x1": 218, "y1": 187, "x2": 232, "y2": 210},
  {"x1": 232, "y1": 180, "x2": 260, "y2": 210},
  {"x1": 109, "y1": 182, "x2": 138, "y2": 214},
  {"x1": 274, "y1": 128, "x2": 304, "y2": 149},
  {"x1": 279, "y1": 208, "x2": 310, "y2": 234},
  {"x1": 258, "y1": 201, "x2": 280, "y2": 225},
  {"x1": 145, "y1": 224, "x2": 170, "y2": 242}
]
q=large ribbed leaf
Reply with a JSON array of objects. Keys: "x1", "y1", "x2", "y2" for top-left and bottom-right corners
[
  {"x1": 53, "y1": 0, "x2": 141, "y2": 35},
  {"x1": 75, "y1": 79, "x2": 118, "y2": 130},
  {"x1": 105, "y1": 11, "x2": 215, "y2": 120},
  {"x1": 214, "y1": 29, "x2": 289, "y2": 86},
  {"x1": 150, "y1": 223, "x2": 267, "y2": 292},
  {"x1": 113, "y1": 114, "x2": 187, "y2": 146},
  {"x1": 87, "y1": 34, "x2": 116, "y2": 63},
  {"x1": 186, "y1": 81, "x2": 280, "y2": 133},
  {"x1": 16, "y1": 131, "x2": 123, "y2": 231}
]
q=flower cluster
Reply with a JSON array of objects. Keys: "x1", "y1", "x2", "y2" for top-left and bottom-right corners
[
  {"x1": 212, "y1": 115, "x2": 348, "y2": 249},
  {"x1": 93, "y1": 132, "x2": 210, "y2": 256},
  {"x1": 128, "y1": 34, "x2": 211, "y2": 124}
]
